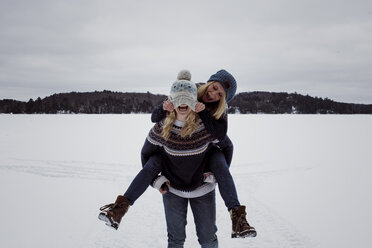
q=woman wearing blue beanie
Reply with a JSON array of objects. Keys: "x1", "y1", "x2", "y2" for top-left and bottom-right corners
[
  {"x1": 152, "y1": 69, "x2": 257, "y2": 239},
  {"x1": 202, "y1": 69, "x2": 237, "y2": 103}
]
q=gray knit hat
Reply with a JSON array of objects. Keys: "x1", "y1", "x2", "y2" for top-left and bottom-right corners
[
  {"x1": 207, "y1": 69, "x2": 237, "y2": 102},
  {"x1": 169, "y1": 70, "x2": 198, "y2": 111}
]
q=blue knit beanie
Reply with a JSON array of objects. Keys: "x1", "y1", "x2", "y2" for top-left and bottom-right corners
[{"x1": 207, "y1": 69, "x2": 237, "y2": 102}]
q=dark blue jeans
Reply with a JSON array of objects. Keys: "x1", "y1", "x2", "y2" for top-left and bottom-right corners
[
  {"x1": 208, "y1": 149, "x2": 240, "y2": 211},
  {"x1": 163, "y1": 190, "x2": 218, "y2": 248},
  {"x1": 124, "y1": 149, "x2": 240, "y2": 211},
  {"x1": 124, "y1": 154, "x2": 163, "y2": 205}
]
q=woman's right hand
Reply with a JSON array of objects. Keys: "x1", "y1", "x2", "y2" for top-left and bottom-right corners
[
  {"x1": 195, "y1": 102, "x2": 206, "y2": 113},
  {"x1": 159, "y1": 182, "x2": 170, "y2": 194},
  {"x1": 163, "y1": 99, "x2": 174, "y2": 112}
]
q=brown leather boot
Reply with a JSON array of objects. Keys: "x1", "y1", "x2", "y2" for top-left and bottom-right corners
[
  {"x1": 98, "y1": 195, "x2": 130, "y2": 230},
  {"x1": 230, "y1": 205, "x2": 257, "y2": 238}
]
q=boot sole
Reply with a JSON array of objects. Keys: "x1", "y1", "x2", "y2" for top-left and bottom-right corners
[
  {"x1": 231, "y1": 230, "x2": 257, "y2": 238},
  {"x1": 98, "y1": 213, "x2": 119, "y2": 230}
]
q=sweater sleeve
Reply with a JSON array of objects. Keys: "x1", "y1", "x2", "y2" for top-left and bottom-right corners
[
  {"x1": 198, "y1": 109, "x2": 228, "y2": 142},
  {"x1": 140, "y1": 139, "x2": 159, "y2": 167},
  {"x1": 151, "y1": 104, "x2": 167, "y2": 123},
  {"x1": 218, "y1": 136, "x2": 234, "y2": 167}
]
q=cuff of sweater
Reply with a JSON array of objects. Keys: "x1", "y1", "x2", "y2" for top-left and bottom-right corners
[
  {"x1": 203, "y1": 172, "x2": 216, "y2": 183},
  {"x1": 152, "y1": 175, "x2": 169, "y2": 190}
]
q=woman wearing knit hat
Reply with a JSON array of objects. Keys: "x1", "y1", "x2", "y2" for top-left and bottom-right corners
[
  {"x1": 151, "y1": 69, "x2": 257, "y2": 239},
  {"x1": 99, "y1": 70, "x2": 224, "y2": 247}
]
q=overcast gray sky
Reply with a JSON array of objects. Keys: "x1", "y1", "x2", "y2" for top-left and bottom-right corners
[{"x1": 1, "y1": 0, "x2": 371, "y2": 103}]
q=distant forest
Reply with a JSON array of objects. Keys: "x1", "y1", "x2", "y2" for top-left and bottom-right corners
[{"x1": 0, "y1": 90, "x2": 371, "y2": 114}]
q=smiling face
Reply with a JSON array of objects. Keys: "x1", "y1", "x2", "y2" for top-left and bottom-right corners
[
  {"x1": 174, "y1": 104, "x2": 192, "y2": 121},
  {"x1": 201, "y1": 82, "x2": 226, "y2": 103}
]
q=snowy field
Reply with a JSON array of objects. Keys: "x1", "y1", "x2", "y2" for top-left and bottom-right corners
[{"x1": 0, "y1": 114, "x2": 371, "y2": 248}]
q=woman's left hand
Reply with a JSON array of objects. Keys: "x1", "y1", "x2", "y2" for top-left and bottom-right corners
[{"x1": 195, "y1": 102, "x2": 205, "y2": 113}]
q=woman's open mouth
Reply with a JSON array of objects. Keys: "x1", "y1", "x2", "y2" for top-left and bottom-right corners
[{"x1": 178, "y1": 105, "x2": 189, "y2": 113}]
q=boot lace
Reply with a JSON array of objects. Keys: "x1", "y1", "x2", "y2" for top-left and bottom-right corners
[
  {"x1": 238, "y1": 213, "x2": 249, "y2": 227},
  {"x1": 100, "y1": 203, "x2": 115, "y2": 211},
  {"x1": 232, "y1": 210, "x2": 249, "y2": 228},
  {"x1": 238, "y1": 213, "x2": 249, "y2": 226},
  {"x1": 100, "y1": 202, "x2": 127, "y2": 211}
]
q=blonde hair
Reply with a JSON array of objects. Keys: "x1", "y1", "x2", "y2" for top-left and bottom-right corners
[
  {"x1": 197, "y1": 81, "x2": 227, "y2": 120},
  {"x1": 161, "y1": 111, "x2": 200, "y2": 140}
]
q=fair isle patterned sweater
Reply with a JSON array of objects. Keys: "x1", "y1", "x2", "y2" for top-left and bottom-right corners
[{"x1": 141, "y1": 119, "x2": 219, "y2": 194}]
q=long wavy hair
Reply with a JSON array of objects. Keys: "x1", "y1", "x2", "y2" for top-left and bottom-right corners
[
  {"x1": 197, "y1": 81, "x2": 227, "y2": 120},
  {"x1": 161, "y1": 110, "x2": 200, "y2": 140}
]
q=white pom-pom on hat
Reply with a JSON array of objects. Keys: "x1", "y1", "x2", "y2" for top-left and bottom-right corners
[{"x1": 177, "y1": 70, "x2": 191, "y2": 81}]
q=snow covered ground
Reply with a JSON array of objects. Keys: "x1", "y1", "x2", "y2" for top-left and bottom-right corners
[{"x1": 0, "y1": 114, "x2": 371, "y2": 248}]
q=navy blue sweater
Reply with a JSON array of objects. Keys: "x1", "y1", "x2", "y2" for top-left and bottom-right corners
[
  {"x1": 141, "y1": 120, "x2": 218, "y2": 191},
  {"x1": 151, "y1": 103, "x2": 234, "y2": 166}
]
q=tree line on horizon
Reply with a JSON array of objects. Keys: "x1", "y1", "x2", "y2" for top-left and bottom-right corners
[{"x1": 0, "y1": 90, "x2": 371, "y2": 114}]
